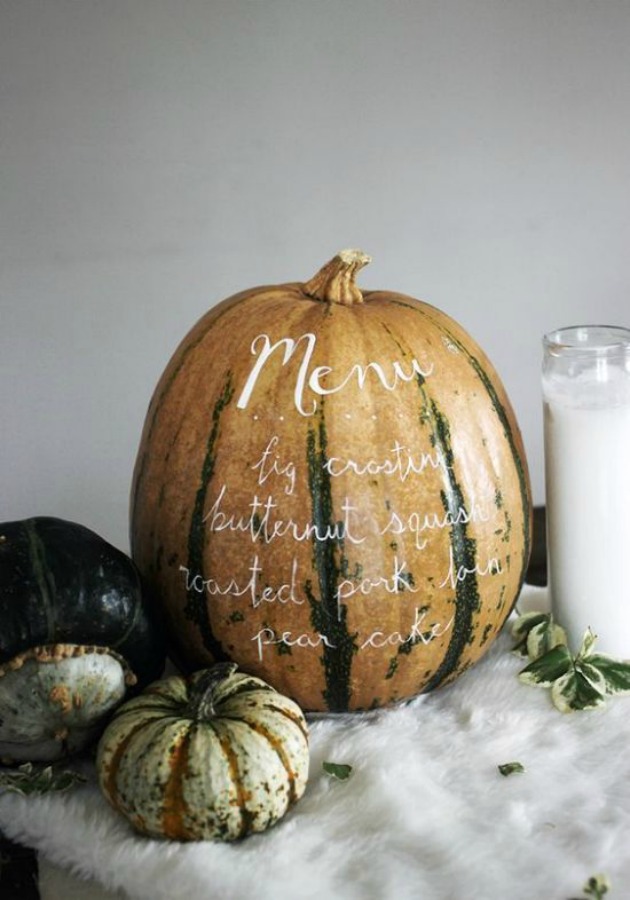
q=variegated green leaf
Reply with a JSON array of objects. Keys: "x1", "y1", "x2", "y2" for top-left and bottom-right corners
[
  {"x1": 526, "y1": 619, "x2": 568, "y2": 661},
  {"x1": 511, "y1": 611, "x2": 553, "y2": 657},
  {"x1": 519, "y1": 643, "x2": 573, "y2": 688},
  {"x1": 511, "y1": 610, "x2": 567, "y2": 660},
  {"x1": 587, "y1": 654, "x2": 630, "y2": 695},
  {"x1": 576, "y1": 627, "x2": 599, "y2": 660},
  {"x1": 550, "y1": 666, "x2": 607, "y2": 713},
  {"x1": 575, "y1": 659, "x2": 608, "y2": 694}
]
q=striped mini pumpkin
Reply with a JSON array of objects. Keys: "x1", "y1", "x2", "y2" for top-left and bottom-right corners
[
  {"x1": 131, "y1": 250, "x2": 532, "y2": 712},
  {"x1": 97, "y1": 663, "x2": 309, "y2": 841}
]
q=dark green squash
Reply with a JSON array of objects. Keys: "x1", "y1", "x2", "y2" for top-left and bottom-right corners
[{"x1": 0, "y1": 516, "x2": 166, "y2": 762}]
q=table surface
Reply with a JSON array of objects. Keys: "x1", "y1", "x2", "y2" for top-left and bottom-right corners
[{"x1": 0, "y1": 508, "x2": 548, "y2": 900}]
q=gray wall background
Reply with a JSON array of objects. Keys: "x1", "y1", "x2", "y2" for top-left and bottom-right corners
[{"x1": 2, "y1": 0, "x2": 629, "y2": 550}]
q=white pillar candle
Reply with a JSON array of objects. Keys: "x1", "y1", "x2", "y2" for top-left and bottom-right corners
[{"x1": 543, "y1": 325, "x2": 630, "y2": 659}]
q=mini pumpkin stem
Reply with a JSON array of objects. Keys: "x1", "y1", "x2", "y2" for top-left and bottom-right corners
[
  {"x1": 302, "y1": 249, "x2": 371, "y2": 306},
  {"x1": 188, "y1": 662, "x2": 238, "y2": 720}
]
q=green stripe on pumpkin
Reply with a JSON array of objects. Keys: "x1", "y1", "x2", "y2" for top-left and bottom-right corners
[
  {"x1": 305, "y1": 407, "x2": 358, "y2": 712},
  {"x1": 183, "y1": 373, "x2": 234, "y2": 661},
  {"x1": 378, "y1": 322, "x2": 480, "y2": 689},
  {"x1": 423, "y1": 399, "x2": 480, "y2": 691},
  {"x1": 441, "y1": 328, "x2": 531, "y2": 583},
  {"x1": 130, "y1": 292, "x2": 259, "y2": 538},
  {"x1": 388, "y1": 300, "x2": 531, "y2": 585}
]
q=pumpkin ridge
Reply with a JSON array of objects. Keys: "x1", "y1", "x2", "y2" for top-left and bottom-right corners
[
  {"x1": 121, "y1": 719, "x2": 190, "y2": 819},
  {"x1": 100, "y1": 718, "x2": 155, "y2": 814},
  {"x1": 258, "y1": 701, "x2": 310, "y2": 742},
  {"x1": 130, "y1": 290, "x2": 266, "y2": 531},
  {"x1": 424, "y1": 310, "x2": 531, "y2": 587},
  {"x1": 385, "y1": 298, "x2": 531, "y2": 588},
  {"x1": 211, "y1": 723, "x2": 256, "y2": 839},
  {"x1": 183, "y1": 372, "x2": 235, "y2": 661},
  {"x1": 422, "y1": 398, "x2": 480, "y2": 691},
  {"x1": 218, "y1": 680, "x2": 275, "y2": 704},
  {"x1": 305, "y1": 405, "x2": 358, "y2": 712},
  {"x1": 228, "y1": 716, "x2": 299, "y2": 805},
  {"x1": 161, "y1": 727, "x2": 192, "y2": 839},
  {"x1": 219, "y1": 699, "x2": 309, "y2": 743},
  {"x1": 375, "y1": 321, "x2": 477, "y2": 688},
  {"x1": 444, "y1": 333, "x2": 531, "y2": 586}
]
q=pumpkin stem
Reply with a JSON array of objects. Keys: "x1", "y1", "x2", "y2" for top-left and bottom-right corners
[
  {"x1": 302, "y1": 249, "x2": 371, "y2": 306},
  {"x1": 188, "y1": 662, "x2": 238, "y2": 720}
]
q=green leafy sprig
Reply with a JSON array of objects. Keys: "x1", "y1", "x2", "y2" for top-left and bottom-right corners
[
  {"x1": 0, "y1": 763, "x2": 86, "y2": 797},
  {"x1": 512, "y1": 612, "x2": 630, "y2": 713},
  {"x1": 569, "y1": 873, "x2": 610, "y2": 900}
]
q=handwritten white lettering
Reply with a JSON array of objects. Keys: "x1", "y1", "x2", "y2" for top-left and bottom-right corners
[
  {"x1": 336, "y1": 556, "x2": 418, "y2": 620},
  {"x1": 179, "y1": 557, "x2": 303, "y2": 608},
  {"x1": 380, "y1": 498, "x2": 490, "y2": 549},
  {"x1": 251, "y1": 435, "x2": 296, "y2": 495},
  {"x1": 360, "y1": 607, "x2": 454, "y2": 650},
  {"x1": 439, "y1": 546, "x2": 503, "y2": 590},
  {"x1": 251, "y1": 627, "x2": 336, "y2": 662},
  {"x1": 204, "y1": 485, "x2": 367, "y2": 545},
  {"x1": 236, "y1": 331, "x2": 434, "y2": 416},
  {"x1": 324, "y1": 441, "x2": 448, "y2": 482}
]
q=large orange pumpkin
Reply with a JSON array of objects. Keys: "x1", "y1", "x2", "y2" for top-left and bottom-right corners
[{"x1": 131, "y1": 251, "x2": 531, "y2": 712}]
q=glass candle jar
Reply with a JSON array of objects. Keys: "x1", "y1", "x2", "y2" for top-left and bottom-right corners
[{"x1": 542, "y1": 325, "x2": 630, "y2": 658}]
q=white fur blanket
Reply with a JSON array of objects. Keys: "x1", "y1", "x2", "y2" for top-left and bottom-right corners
[{"x1": 2, "y1": 586, "x2": 629, "y2": 900}]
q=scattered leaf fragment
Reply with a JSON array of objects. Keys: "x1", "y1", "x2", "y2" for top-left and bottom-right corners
[
  {"x1": 322, "y1": 761, "x2": 353, "y2": 781},
  {"x1": 498, "y1": 761, "x2": 525, "y2": 777},
  {"x1": 0, "y1": 763, "x2": 86, "y2": 796}
]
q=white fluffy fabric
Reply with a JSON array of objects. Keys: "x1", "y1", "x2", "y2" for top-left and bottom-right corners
[{"x1": 2, "y1": 586, "x2": 630, "y2": 900}]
